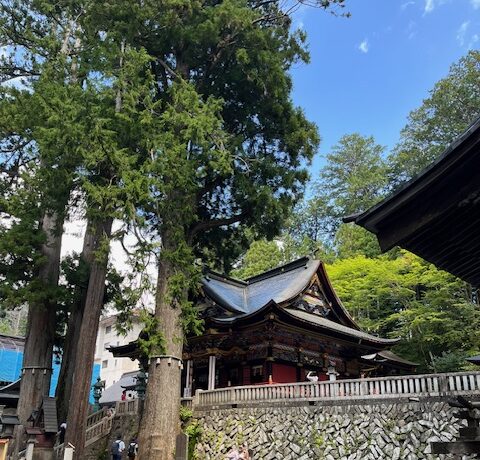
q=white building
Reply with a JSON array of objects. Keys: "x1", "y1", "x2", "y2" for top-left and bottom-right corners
[{"x1": 94, "y1": 315, "x2": 143, "y2": 389}]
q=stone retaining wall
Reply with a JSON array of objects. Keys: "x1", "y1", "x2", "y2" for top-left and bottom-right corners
[{"x1": 194, "y1": 398, "x2": 476, "y2": 459}]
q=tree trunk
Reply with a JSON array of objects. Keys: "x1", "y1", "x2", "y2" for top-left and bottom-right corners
[
  {"x1": 64, "y1": 217, "x2": 113, "y2": 459},
  {"x1": 137, "y1": 253, "x2": 183, "y2": 460},
  {"x1": 56, "y1": 223, "x2": 96, "y2": 424},
  {"x1": 17, "y1": 212, "x2": 62, "y2": 424}
]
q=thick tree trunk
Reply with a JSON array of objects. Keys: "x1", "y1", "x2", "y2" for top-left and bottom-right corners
[
  {"x1": 138, "y1": 254, "x2": 183, "y2": 460},
  {"x1": 56, "y1": 223, "x2": 96, "y2": 424},
  {"x1": 64, "y1": 217, "x2": 113, "y2": 459},
  {"x1": 17, "y1": 212, "x2": 62, "y2": 425}
]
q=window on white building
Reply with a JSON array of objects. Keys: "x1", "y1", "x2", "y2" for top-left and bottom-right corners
[
  {"x1": 102, "y1": 360, "x2": 108, "y2": 368},
  {"x1": 105, "y1": 325, "x2": 112, "y2": 334}
]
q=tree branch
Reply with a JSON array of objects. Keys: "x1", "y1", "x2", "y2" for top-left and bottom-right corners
[{"x1": 188, "y1": 212, "x2": 247, "y2": 242}]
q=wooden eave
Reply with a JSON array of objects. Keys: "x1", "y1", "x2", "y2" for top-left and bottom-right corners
[{"x1": 209, "y1": 301, "x2": 398, "y2": 350}]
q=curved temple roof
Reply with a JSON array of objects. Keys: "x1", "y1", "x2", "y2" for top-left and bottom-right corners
[
  {"x1": 202, "y1": 257, "x2": 397, "y2": 347},
  {"x1": 109, "y1": 257, "x2": 400, "y2": 360},
  {"x1": 202, "y1": 257, "x2": 320, "y2": 315}
]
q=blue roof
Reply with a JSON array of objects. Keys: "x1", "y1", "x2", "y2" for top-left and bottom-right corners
[{"x1": 202, "y1": 257, "x2": 319, "y2": 315}]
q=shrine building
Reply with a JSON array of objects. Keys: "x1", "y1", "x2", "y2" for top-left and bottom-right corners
[{"x1": 110, "y1": 257, "x2": 415, "y2": 397}]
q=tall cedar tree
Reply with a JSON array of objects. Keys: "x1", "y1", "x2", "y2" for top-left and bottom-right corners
[
  {"x1": 62, "y1": 42, "x2": 158, "y2": 460},
  {"x1": 2, "y1": 0, "x2": 346, "y2": 457},
  {"x1": 0, "y1": 0, "x2": 87, "y2": 429},
  {"x1": 0, "y1": 1, "x2": 154, "y2": 454},
  {"x1": 118, "y1": 0, "x2": 348, "y2": 456}
]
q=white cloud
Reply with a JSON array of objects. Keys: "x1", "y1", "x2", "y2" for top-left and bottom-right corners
[
  {"x1": 424, "y1": 0, "x2": 435, "y2": 13},
  {"x1": 424, "y1": 0, "x2": 451, "y2": 14},
  {"x1": 469, "y1": 33, "x2": 479, "y2": 49},
  {"x1": 358, "y1": 39, "x2": 369, "y2": 54},
  {"x1": 457, "y1": 21, "x2": 470, "y2": 46},
  {"x1": 471, "y1": 0, "x2": 480, "y2": 9},
  {"x1": 401, "y1": 1, "x2": 415, "y2": 10},
  {"x1": 405, "y1": 20, "x2": 417, "y2": 39}
]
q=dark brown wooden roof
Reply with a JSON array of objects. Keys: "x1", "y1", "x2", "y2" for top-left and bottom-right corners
[
  {"x1": 39, "y1": 397, "x2": 58, "y2": 434},
  {"x1": 348, "y1": 117, "x2": 480, "y2": 286}
]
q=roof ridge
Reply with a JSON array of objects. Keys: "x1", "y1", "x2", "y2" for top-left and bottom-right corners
[
  {"x1": 203, "y1": 270, "x2": 247, "y2": 287},
  {"x1": 244, "y1": 256, "x2": 312, "y2": 284}
]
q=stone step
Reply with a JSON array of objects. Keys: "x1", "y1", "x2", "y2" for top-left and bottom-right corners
[
  {"x1": 431, "y1": 440, "x2": 480, "y2": 455},
  {"x1": 454, "y1": 410, "x2": 480, "y2": 420},
  {"x1": 459, "y1": 427, "x2": 480, "y2": 438}
]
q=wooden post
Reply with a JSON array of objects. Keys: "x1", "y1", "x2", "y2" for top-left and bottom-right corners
[
  {"x1": 64, "y1": 446, "x2": 74, "y2": 460},
  {"x1": 184, "y1": 360, "x2": 192, "y2": 397},
  {"x1": 208, "y1": 356, "x2": 216, "y2": 391},
  {"x1": 175, "y1": 433, "x2": 188, "y2": 460},
  {"x1": 25, "y1": 441, "x2": 34, "y2": 460}
]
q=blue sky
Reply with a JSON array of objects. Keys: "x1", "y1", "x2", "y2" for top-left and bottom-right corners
[{"x1": 290, "y1": 0, "x2": 480, "y2": 180}]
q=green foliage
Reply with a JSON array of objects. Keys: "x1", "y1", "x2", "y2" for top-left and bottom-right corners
[
  {"x1": 429, "y1": 351, "x2": 470, "y2": 373},
  {"x1": 137, "y1": 311, "x2": 166, "y2": 357},
  {"x1": 230, "y1": 232, "x2": 333, "y2": 279},
  {"x1": 319, "y1": 133, "x2": 387, "y2": 216},
  {"x1": 334, "y1": 224, "x2": 381, "y2": 259},
  {"x1": 231, "y1": 239, "x2": 284, "y2": 279},
  {"x1": 389, "y1": 50, "x2": 480, "y2": 186},
  {"x1": 179, "y1": 406, "x2": 194, "y2": 425},
  {"x1": 284, "y1": 134, "x2": 388, "y2": 260},
  {"x1": 184, "y1": 418, "x2": 202, "y2": 460},
  {"x1": 328, "y1": 252, "x2": 480, "y2": 371}
]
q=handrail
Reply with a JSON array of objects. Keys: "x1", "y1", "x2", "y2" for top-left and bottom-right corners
[
  {"x1": 115, "y1": 398, "x2": 140, "y2": 416},
  {"x1": 194, "y1": 371, "x2": 480, "y2": 408}
]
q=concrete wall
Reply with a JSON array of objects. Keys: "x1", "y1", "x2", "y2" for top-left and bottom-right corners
[
  {"x1": 194, "y1": 398, "x2": 476, "y2": 460},
  {"x1": 94, "y1": 316, "x2": 143, "y2": 389}
]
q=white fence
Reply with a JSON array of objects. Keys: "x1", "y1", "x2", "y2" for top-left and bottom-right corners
[
  {"x1": 194, "y1": 371, "x2": 480, "y2": 408},
  {"x1": 115, "y1": 398, "x2": 140, "y2": 416}
]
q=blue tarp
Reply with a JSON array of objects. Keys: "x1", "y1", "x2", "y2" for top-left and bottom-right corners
[
  {"x1": 0, "y1": 348, "x2": 101, "y2": 402},
  {"x1": 0, "y1": 349, "x2": 23, "y2": 383}
]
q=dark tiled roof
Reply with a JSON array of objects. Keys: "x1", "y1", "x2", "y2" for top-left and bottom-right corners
[
  {"x1": 467, "y1": 354, "x2": 480, "y2": 365},
  {"x1": 362, "y1": 350, "x2": 417, "y2": 366},
  {"x1": 284, "y1": 308, "x2": 399, "y2": 345},
  {"x1": 0, "y1": 414, "x2": 20, "y2": 425},
  {"x1": 99, "y1": 371, "x2": 139, "y2": 404},
  {"x1": 350, "y1": 117, "x2": 480, "y2": 286},
  {"x1": 41, "y1": 397, "x2": 58, "y2": 433},
  {"x1": 202, "y1": 257, "x2": 319, "y2": 314}
]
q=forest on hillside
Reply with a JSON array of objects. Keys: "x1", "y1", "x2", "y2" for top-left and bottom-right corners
[{"x1": 230, "y1": 50, "x2": 480, "y2": 372}]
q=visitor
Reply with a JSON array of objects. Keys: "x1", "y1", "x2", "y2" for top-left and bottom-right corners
[
  {"x1": 58, "y1": 422, "x2": 66, "y2": 444},
  {"x1": 306, "y1": 371, "x2": 318, "y2": 383},
  {"x1": 239, "y1": 445, "x2": 251, "y2": 459},
  {"x1": 226, "y1": 446, "x2": 240, "y2": 459},
  {"x1": 127, "y1": 438, "x2": 138, "y2": 459},
  {"x1": 121, "y1": 390, "x2": 127, "y2": 401},
  {"x1": 111, "y1": 433, "x2": 125, "y2": 460}
]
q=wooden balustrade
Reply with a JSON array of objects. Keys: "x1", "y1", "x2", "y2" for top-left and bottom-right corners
[
  {"x1": 86, "y1": 407, "x2": 107, "y2": 427},
  {"x1": 85, "y1": 413, "x2": 113, "y2": 447},
  {"x1": 115, "y1": 398, "x2": 140, "y2": 416},
  {"x1": 194, "y1": 371, "x2": 480, "y2": 408}
]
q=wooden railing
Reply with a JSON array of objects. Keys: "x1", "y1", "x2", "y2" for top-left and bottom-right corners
[
  {"x1": 194, "y1": 371, "x2": 480, "y2": 408},
  {"x1": 83, "y1": 408, "x2": 115, "y2": 448},
  {"x1": 85, "y1": 415, "x2": 113, "y2": 446},
  {"x1": 115, "y1": 398, "x2": 140, "y2": 416},
  {"x1": 53, "y1": 443, "x2": 65, "y2": 459},
  {"x1": 86, "y1": 408, "x2": 107, "y2": 427}
]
